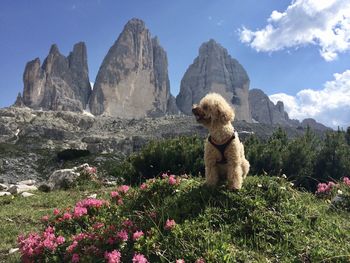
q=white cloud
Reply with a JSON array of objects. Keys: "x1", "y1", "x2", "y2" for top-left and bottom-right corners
[
  {"x1": 90, "y1": 82, "x2": 94, "y2": 90},
  {"x1": 216, "y1": 20, "x2": 224, "y2": 26},
  {"x1": 239, "y1": 0, "x2": 350, "y2": 61},
  {"x1": 269, "y1": 70, "x2": 350, "y2": 128}
]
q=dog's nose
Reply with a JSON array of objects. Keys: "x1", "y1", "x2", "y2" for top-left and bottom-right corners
[{"x1": 192, "y1": 107, "x2": 199, "y2": 114}]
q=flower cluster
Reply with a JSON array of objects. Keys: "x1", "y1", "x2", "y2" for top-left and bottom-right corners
[
  {"x1": 316, "y1": 181, "x2": 336, "y2": 194},
  {"x1": 17, "y1": 175, "x2": 188, "y2": 262},
  {"x1": 316, "y1": 177, "x2": 350, "y2": 198},
  {"x1": 18, "y1": 227, "x2": 65, "y2": 262},
  {"x1": 343, "y1": 177, "x2": 350, "y2": 186}
]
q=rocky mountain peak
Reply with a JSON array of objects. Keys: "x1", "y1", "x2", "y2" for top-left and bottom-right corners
[
  {"x1": 89, "y1": 18, "x2": 177, "y2": 118},
  {"x1": 21, "y1": 42, "x2": 91, "y2": 112},
  {"x1": 49, "y1": 44, "x2": 60, "y2": 55},
  {"x1": 176, "y1": 39, "x2": 251, "y2": 122}
]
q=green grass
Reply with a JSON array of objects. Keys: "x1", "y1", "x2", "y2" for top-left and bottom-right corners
[
  {"x1": 1, "y1": 176, "x2": 350, "y2": 262},
  {"x1": 0, "y1": 187, "x2": 114, "y2": 262}
]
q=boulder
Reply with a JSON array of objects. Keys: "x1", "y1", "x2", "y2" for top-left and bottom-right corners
[
  {"x1": 0, "y1": 183, "x2": 8, "y2": 191},
  {"x1": 21, "y1": 192, "x2": 35, "y2": 197},
  {"x1": 48, "y1": 168, "x2": 81, "y2": 190},
  {"x1": 8, "y1": 184, "x2": 37, "y2": 194}
]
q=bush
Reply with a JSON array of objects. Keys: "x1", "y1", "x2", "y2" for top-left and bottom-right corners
[{"x1": 110, "y1": 136, "x2": 205, "y2": 184}]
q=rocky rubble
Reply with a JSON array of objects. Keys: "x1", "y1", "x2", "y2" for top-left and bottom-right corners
[
  {"x1": 0, "y1": 106, "x2": 328, "y2": 184},
  {"x1": 0, "y1": 163, "x2": 102, "y2": 197}
]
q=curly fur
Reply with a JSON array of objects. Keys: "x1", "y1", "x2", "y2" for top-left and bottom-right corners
[{"x1": 192, "y1": 93, "x2": 250, "y2": 190}]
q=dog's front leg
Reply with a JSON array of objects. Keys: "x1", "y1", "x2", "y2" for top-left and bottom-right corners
[
  {"x1": 205, "y1": 161, "x2": 219, "y2": 187},
  {"x1": 227, "y1": 161, "x2": 243, "y2": 190}
]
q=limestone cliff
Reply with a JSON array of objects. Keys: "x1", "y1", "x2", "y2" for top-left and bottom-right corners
[
  {"x1": 90, "y1": 18, "x2": 177, "y2": 118},
  {"x1": 22, "y1": 42, "x2": 91, "y2": 112},
  {"x1": 176, "y1": 39, "x2": 251, "y2": 122}
]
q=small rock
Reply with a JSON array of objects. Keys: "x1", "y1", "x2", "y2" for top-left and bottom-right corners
[
  {"x1": 104, "y1": 181, "x2": 117, "y2": 186},
  {"x1": 8, "y1": 184, "x2": 38, "y2": 194},
  {"x1": 0, "y1": 191, "x2": 11, "y2": 197},
  {"x1": 17, "y1": 179, "x2": 36, "y2": 186},
  {"x1": 9, "y1": 248, "x2": 19, "y2": 254},
  {"x1": 87, "y1": 193, "x2": 97, "y2": 199},
  {"x1": 21, "y1": 192, "x2": 35, "y2": 197},
  {"x1": 331, "y1": 194, "x2": 344, "y2": 206},
  {"x1": 0, "y1": 183, "x2": 8, "y2": 191},
  {"x1": 38, "y1": 183, "x2": 53, "y2": 192}
]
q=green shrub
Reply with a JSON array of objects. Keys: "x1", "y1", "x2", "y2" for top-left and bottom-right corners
[{"x1": 110, "y1": 136, "x2": 205, "y2": 184}]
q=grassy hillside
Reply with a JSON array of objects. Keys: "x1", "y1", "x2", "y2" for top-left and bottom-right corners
[{"x1": 1, "y1": 175, "x2": 350, "y2": 262}]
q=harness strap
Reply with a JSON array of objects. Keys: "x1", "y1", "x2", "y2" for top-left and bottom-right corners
[{"x1": 208, "y1": 133, "x2": 236, "y2": 164}]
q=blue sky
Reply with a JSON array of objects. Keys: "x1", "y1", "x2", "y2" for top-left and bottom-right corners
[{"x1": 0, "y1": 0, "x2": 349, "y2": 128}]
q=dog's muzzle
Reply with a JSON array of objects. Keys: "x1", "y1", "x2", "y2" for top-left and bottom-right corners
[{"x1": 192, "y1": 106, "x2": 205, "y2": 121}]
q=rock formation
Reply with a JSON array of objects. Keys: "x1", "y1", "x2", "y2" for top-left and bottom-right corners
[
  {"x1": 249, "y1": 89, "x2": 293, "y2": 126},
  {"x1": 22, "y1": 42, "x2": 91, "y2": 112},
  {"x1": 90, "y1": 18, "x2": 177, "y2": 118},
  {"x1": 176, "y1": 39, "x2": 251, "y2": 122},
  {"x1": 249, "y1": 89, "x2": 330, "y2": 130}
]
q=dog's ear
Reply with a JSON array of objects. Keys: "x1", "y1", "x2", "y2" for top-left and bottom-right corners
[{"x1": 216, "y1": 103, "x2": 235, "y2": 123}]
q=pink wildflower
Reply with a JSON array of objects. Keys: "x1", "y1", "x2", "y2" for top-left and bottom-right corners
[
  {"x1": 104, "y1": 250, "x2": 121, "y2": 263},
  {"x1": 92, "y1": 222, "x2": 104, "y2": 230},
  {"x1": 118, "y1": 185, "x2": 130, "y2": 193},
  {"x1": 140, "y1": 183, "x2": 148, "y2": 190},
  {"x1": 73, "y1": 206, "x2": 88, "y2": 218},
  {"x1": 85, "y1": 166, "x2": 97, "y2": 174},
  {"x1": 164, "y1": 219, "x2": 176, "y2": 230},
  {"x1": 133, "y1": 230, "x2": 144, "y2": 241},
  {"x1": 66, "y1": 240, "x2": 78, "y2": 253},
  {"x1": 56, "y1": 236, "x2": 65, "y2": 245},
  {"x1": 196, "y1": 258, "x2": 205, "y2": 263},
  {"x1": 149, "y1": 211, "x2": 157, "y2": 219},
  {"x1": 41, "y1": 215, "x2": 49, "y2": 221},
  {"x1": 107, "y1": 237, "x2": 115, "y2": 245},
  {"x1": 122, "y1": 219, "x2": 134, "y2": 229},
  {"x1": 73, "y1": 233, "x2": 88, "y2": 242},
  {"x1": 76, "y1": 198, "x2": 108, "y2": 209},
  {"x1": 43, "y1": 238, "x2": 56, "y2": 251},
  {"x1": 53, "y1": 208, "x2": 60, "y2": 215},
  {"x1": 111, "y1": 191, "x2": 119, "y2": 198},
  {"x1": 176, "y1": 260, "x2": 185, "y2": 263},
  {"x1": 132, "y1": 253, "x2": 149, "y2": 263},
  {"x1": 116, "y1": 230, "x2": 128, "y2": 242},
  {"x1": 71, "y1": 253, "x2": 80, "y2": 263},
  {"x1": 168, "y1": 175, "x2": 177, "y2": 185},
  {"x1": 316, "y1": 181, "x2": 336, "y2": 194},
  {"x1": 63, "y1": 212, "x2": 72, "y2": 220},
  {"x1": 343, "y1": 177, "x2": 350, "y2": 186}
]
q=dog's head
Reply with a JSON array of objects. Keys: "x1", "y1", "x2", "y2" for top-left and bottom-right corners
[{"x1": 192, "y1": 93, "x2": 235, "y2": 127}]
